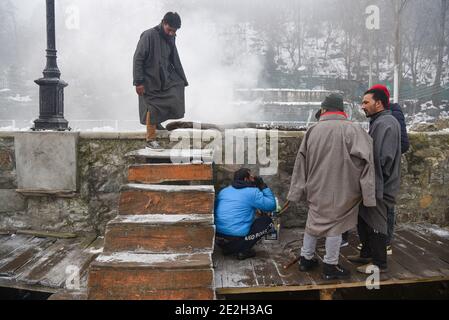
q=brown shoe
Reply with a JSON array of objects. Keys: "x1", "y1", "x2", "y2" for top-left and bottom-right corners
[{"x1": 357, "y1": 263, "x2": 388, "y2": 274}]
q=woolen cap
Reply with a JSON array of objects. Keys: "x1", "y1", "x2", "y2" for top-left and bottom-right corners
[{"x1": 321, "y1": 93, "x2": 344, "y2": 112}]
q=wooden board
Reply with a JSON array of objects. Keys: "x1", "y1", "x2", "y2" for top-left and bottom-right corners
[
  {"x1": 214, "y1": 225, "x2": 449, "y2": 295},
  {"x1": 0, "y1": 234, "x2": 101, "y2": 293},
  {"x1": 119, "y1": 190, "x2": 215, "y2": 215},
  {"x1": 128, "y1": 163, "x2": 213, "y2": 184}
]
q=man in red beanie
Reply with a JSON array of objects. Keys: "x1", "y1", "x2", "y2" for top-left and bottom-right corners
[
  {"x1": 366, "y1": 85, "x2": 408, "y2": 255},
  {"x1": 343, "y1": 84, "x2": 409, "y2": 252},
  {"x1": 348, "y1": 87, "x2": 401, "y2": 274}
]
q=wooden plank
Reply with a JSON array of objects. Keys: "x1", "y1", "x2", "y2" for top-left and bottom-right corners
[
  {"x1": 214, "y1": 226, "x2": 449, "y2": 295},
  {"x1": 126, "y1": 148, "x2": 214, "y2": 163},
  {"x1": 345, "y1": 230, "x2": 415, "y2": 281},
  {"x1": 393, "y1": 232, "x2": 449, "y2": 276},
  {"x1": 19, "y1": 238, "x2": 85, "y2": 285},
  {"x1": 216, "y1": 276, "x2": 449, "y2": 295},
  {"x1": 38, "y1": 238, "x2": 101, "y2": 288},
  {"x1": 212, "y1": 248, "x2": 225, "y2": 289},
  {"x1": 0, "y1": 277, "x2": 58, "y2": 294},
  {"x1": 409, "y1": 224, "x2": 449, "y2": 246},
  {"x1": 128, "y1": 163, "x2": 213, "y2": 184},
  {"x1": 119, "y1": 190, "x2": 215, "y2": 215},
  {"x1": 274, "y1": 230, "x2": 317, "y2": 287},
  {"x1": 16, "y1": 230, "x2": 77, "y2": 239},
  {"x1": 387, "y1": 237, "x2": 447, "y2": 278},
  {"x1": 0, "y1": 238, "x2": 56, "y2": 277},
  {"x1": 396, "y1": 229, "x2": 449, "y2": 264},
  {"x1": 104, "y1": 216, "x2": 214, "y2": 253},
  {"x1": 249, "y1": 250, "x2": 286, "y2": 287},
  {"x1": 218, "y1": 254, "x2": 257, "y2": 289},
  {"x1": 0, "y1": 234, "x2": 34, "y2": 258},
  {"x1": 0, "y1": 237, "x2": 48, "y2": 273}
]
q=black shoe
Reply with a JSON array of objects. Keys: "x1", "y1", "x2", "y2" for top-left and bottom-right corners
[
  {"x1": 323, "y1": 263, "x2": 351, "y2": 280},
  {"x1": 237, "y1": 249, "x2": 256, "y2": 260},
  {"x1": 299, "y1": 256, "x2": 319, "y2": 272}
]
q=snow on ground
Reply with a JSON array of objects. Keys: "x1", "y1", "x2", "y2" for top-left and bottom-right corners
[{"x1": 409, "y1": 112, "x2": 436, "y2": 125}]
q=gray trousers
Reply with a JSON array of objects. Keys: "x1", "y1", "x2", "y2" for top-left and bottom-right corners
[{"x1": 301, "y1": 232, "x2": 342, "y2": 265}]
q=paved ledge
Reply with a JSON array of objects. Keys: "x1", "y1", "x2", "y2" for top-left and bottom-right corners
[{"x1": 1, "y1": 130, "x2": 448, "y2": 140}]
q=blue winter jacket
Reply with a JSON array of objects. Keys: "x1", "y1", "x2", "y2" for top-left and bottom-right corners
[
  {"x1": 390, "y1": 103, "x2": 410, "y2": 154},
  {"x1": 215, "y1": 186, "x2": 277, "y2": 237}
]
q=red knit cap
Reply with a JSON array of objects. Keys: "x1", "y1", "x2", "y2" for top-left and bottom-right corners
[{"x1": 369, "y1": 84, "x2": 390, "y2": 106}]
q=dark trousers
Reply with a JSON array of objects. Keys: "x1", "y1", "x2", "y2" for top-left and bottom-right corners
[
  {"x1": 387, "y1": 206, "x2": 395, "y2": 246},
  {"x1": 344, "y1": 207, "x2": 395, "y2": 245},
  {"x1": 216, "y1": 216, "x2": 274, "y2": 255},
  {"x1": 357, "y1": 215, "x2": 387, "y2": 269}
]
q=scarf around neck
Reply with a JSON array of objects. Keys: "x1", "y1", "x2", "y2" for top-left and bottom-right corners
[{"x1": 232, "y1": 180, "x2": 257, "y2": 190}]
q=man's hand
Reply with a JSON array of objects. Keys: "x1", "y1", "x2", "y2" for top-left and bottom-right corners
[
  {"x1": 136, "y1": 85, "x2": 145, "y2": 96},
  {"x1": 254, "y1": 176, "x2": 267, "y2": 190}
]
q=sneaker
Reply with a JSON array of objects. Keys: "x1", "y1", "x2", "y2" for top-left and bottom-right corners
[
  {"x1": 323, "y1": 263, "x2": 350, "y2": 280},
  {"x1": 387, "y1": 245, "x2": 393, "y2": 255},
  {"x1": 347, "y1": 255, "x2": 372, "y2": 264},
  {"x1": 236, "y1": 249, "x2": 256, "y2": 260},
  {"x1": 156, "y1": 123, "x2": 166, "y2": 130},
  {"x1": 340, "y1": 240, "x2": 349, "y2": 248},
  {"x1": 145, "y1": 140, "x2": 164, "y2": 151},
  {"x1": 357, "y1": 243, "x2": 363, "y2": 251},
  {"x1": 299, "y1": 256, "x2": 319, "y2": 272},
  {"x1": 356, "y1": 263, "x2": 388, "y2": 274}
]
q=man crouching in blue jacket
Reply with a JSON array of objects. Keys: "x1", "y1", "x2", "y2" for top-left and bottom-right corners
[{"x1": 215, "y1": 168, "x2": 277, "y2": 260}]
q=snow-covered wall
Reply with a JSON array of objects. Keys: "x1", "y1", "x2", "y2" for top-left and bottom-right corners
[{"x1": 0, "y1": 130, "x2": 448, "y2": 234}]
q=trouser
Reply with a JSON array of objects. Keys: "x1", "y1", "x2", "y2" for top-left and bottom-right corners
[
  {"x1": 357, "y1": 215, "x2": 387, "y2": 269},
  {"x1": 216, "y1": 216, "x2": 274, "y2": 255},
  {"x1": 342, "y1": 231, "x2": 349, "y2": 242},
  {"x1": 387, "y1": 206, "x2": 395, "y2": 246},
  {"x1": 146, "y1": 112, "x2": 157, "y2": 141},
  {"x1": 301, "y1": 232, "x2": 342, "y2": 265}
]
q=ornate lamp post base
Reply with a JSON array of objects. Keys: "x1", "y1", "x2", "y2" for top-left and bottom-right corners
[
  {"x1": 34, "y1": 77, "x2": 69, "y2": 131},
  {"x1": 34, "y1": 0, "x2": 69, "y2": 131}
]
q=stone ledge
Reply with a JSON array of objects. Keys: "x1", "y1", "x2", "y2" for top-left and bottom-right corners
[
  {"x1": 15, "y1": 189, "x2": 78, "y2": 198},
  {"x1": 1, "y1": 130, "x2": 448, "y2": 140}
]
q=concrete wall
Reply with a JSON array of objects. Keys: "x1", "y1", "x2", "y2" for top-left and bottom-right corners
[{"x1": 0, "y1": 130, "x2": 448, "y2": 235}]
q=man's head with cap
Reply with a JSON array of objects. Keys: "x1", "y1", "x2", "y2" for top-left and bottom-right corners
[
  {"x1": 316, "y1": 93, "x2": 344, "y2": 120},
  {"x1": 369, "y1": 84, "x2": 390, "y2": 107},
  {"x1": 362, "y1": 86, "x2": 389, "y2": 117}
]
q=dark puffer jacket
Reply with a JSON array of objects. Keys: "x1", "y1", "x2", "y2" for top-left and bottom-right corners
[{"x1": 390, "y1": 103, "x2": 409, "y2": 154}]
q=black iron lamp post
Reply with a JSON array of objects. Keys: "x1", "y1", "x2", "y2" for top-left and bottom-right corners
[{"x1": 34, "y1": 0, "x2": 69, "y2": 131}]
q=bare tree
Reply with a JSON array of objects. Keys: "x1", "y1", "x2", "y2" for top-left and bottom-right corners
[{"x1": 432, "y1": 0, "x2": 448, "y2": 106}]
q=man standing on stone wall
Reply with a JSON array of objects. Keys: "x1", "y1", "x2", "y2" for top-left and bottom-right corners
[
  {"x1": 133, "y1": 12, "x2": 189, "y2": 150},
  {"x1": 348, "y1": 88, "x2": 402, "y2": 274}
]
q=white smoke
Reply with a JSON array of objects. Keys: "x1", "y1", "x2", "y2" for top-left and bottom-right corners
[{"x1": 5, "y1": 0, "x2": 263, "y2": 127}]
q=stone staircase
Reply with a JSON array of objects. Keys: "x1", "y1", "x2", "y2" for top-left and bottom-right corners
[{"x1": 87, "y1": 149, "x2": 216, "y2": 300}]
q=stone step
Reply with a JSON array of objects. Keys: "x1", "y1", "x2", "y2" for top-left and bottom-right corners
[
  {"x1": 88, "y1": 252, "x2": 215, "y2": 300},
  {"x1": 128, "y1": 163, "x2": 213, "y2": 184},
  {"x1": 104, "y1": 214, "x2": 215, "y2": 253},
  {"x1": 126, "y1": 148, "x2": 214, "y2": 164},
  {"x1": 119, "y1": 184, "x2": 215, "y2": 215}
]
